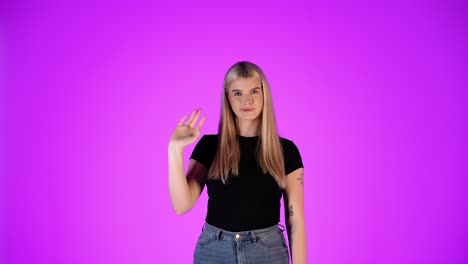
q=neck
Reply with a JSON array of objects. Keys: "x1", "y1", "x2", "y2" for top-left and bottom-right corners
[{"x1": 236, "y1": 118, "x2": 261, "y2": 137}]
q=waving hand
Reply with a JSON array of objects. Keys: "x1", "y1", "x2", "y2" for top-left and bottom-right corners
[{"x1": 169, "y1": 109, "x2": 206, "y2": 149}]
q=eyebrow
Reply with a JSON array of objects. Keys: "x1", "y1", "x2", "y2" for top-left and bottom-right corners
[{"x1": 231, "y1": 87, "x2": 261, "y2": 93}]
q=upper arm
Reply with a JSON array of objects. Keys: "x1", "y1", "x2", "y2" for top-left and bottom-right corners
[
  {"x1": 186, "y1": 159, "x2": 208, "y2": 207},
  {"x1": 283, "y1": 167, "x2": 305, "y2": 226}
]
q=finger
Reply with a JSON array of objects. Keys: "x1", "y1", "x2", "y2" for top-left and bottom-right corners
[
  {"x1": 178, "y1": 115, "x2": 188, "y2": 126},
  {"x1": 196, "y1": 115, "x2": 207, "y2": 130},
  {"x1": 185, "y1": 109, "x2": 198, "y2": 126},
  {"x1": 189, "y1": 109, "x2": 202, "y2": 128}
]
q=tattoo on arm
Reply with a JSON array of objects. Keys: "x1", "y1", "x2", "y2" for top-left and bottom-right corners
[
  {"x1": 297, "y1": 171, "x2": 303, "y2": 185},
  {"x1": 288, "y1": 205, "x2": 295, "y2": 245},
  {"x1": 288, "y1": 205, "x2": 294, "y2": 217}
]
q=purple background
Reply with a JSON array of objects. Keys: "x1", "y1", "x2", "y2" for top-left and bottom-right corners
[{"x1": 3, "y1": 1, "x2": 467, "y2": 263}]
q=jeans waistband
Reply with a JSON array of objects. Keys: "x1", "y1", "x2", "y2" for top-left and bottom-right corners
[{"x1": 201, "y1": 222, "x2": 285, "y2": 242}]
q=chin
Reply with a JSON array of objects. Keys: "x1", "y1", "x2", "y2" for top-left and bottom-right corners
[{"x1": 241, "y1": 115, "x2": 261, "y2": 120}]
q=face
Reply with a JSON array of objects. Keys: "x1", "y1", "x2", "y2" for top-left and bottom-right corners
[{"x1": 227, "y1": 77, "x2": 264, "y2": 122}]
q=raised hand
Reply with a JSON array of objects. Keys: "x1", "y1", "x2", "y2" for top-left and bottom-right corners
[{"x1": 169, "y1": 109, "x2": 206, "y2": 150}]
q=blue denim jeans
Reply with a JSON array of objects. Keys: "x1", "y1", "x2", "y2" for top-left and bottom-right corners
[{"x1": 193, "y1": 222, "x2": 289, "y2": 264}]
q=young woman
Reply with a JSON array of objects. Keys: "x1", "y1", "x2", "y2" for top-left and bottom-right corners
[{"x1": 168, "y1": 61, "x2": 306, "y2": 263}]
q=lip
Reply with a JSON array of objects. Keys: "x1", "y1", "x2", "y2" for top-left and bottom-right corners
[{"x1": 241, "y1": 108, "x2": 254, "y2": 112}]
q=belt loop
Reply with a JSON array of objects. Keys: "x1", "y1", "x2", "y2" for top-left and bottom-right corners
[
  {"x1": 278, "y1": 223, "x2": 285, "y2": 232},
  {"x1": 216, "y1": 229, "x2": 222, "y2": 241},
  {"x1": 250, "y1": 231, "x2": 259, "y2": 243},
  {"x1": 201, "y1": 223, "x2": 206, "y2": 231}
]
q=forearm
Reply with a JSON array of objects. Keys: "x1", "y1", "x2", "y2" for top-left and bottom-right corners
[
  {"x1": 283, "y1": 167, "x2": 306, "y2": 263},
  {"x1": 167, "y1": 144, "x2": 191, "y2": 214},
  {"x1": 289, "y1": 222, "x2": 307, "y2": 264},
  {"x1": 287, "y1": 219, "x2": 306, "y2": 264}
]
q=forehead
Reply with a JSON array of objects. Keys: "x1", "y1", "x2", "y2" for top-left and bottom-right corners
[{"x1": 229, "y1": 77, "x2": 261, "y2": 91}]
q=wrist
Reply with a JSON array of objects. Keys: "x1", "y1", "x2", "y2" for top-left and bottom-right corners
[{"x1": 168, "y1": 142, "x2": 184, "y2": 152}]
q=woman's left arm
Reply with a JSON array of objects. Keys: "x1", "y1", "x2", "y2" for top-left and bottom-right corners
[{"x1": 284, "y1": 167, "x2": 306, "y2": 264}]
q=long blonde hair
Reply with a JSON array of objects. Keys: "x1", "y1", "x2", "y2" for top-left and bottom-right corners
[{"x1": 208, "y1": 61, "x2": 285, "y2": 188}]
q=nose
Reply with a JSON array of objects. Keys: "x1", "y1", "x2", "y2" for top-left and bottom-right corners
[{"x1": 243, "y1": 94, "x2": 253, "y2": 104}]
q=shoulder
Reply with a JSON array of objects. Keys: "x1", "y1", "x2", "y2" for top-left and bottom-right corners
[
  {"x1": 200, "y1": 134, "x2": 218, "y2": 143},
  {"x1": 190, "y1": 134, "x2": 219, "y2": 167},
  {"x1": 196, "y1": 134, "x2": 218, "y2": 149},
  {"x1": 279, "y1": 136, "x2": 300, "y2": 152},
  {"x1": 279, "y1": 136, "x2": 293, "y2": 144},
  {"x1": 203, "y1": 134, "x2": 218, "y2": 139},
  {"x1": 279, "y1": 136, "x2": 304, "y2": 175}
]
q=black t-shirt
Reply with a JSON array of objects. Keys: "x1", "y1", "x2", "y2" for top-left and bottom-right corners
[{"x1": 190, "y1": 134, "x2": 304, "y2": 232}]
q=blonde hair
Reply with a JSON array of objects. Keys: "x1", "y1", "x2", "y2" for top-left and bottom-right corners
[{"x1": 208, "y1": 61, "x2": 285, "y2": 188}]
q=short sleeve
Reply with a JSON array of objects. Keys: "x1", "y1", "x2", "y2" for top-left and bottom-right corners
[
  {"x1": 189, "y1": 134, "x2": 217, "y2": 169},
  {"x1": 283, "y1": 139, "x2": 304, "y2": 176}
]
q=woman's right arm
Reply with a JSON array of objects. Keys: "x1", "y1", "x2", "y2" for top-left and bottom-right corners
[{"x1": 168, "y1": 109, "x2": 207, "y2": 215}]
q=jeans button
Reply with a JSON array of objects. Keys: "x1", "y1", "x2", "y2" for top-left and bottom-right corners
[{"x1": 235, "y1": 234, "x2": 240, "y2": 240}]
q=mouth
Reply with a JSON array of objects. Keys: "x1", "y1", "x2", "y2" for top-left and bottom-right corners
[{"x1": 241, "y1": 108, "x2": 254, "y2": 112}]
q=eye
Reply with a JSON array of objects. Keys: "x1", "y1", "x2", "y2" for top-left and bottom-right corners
[
  {"x1": 234, "y1": 91, "x2": 241, "y2": 96},
  {"x1": 251, "y1": 90, "x2": 259, "y2": 94}
]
